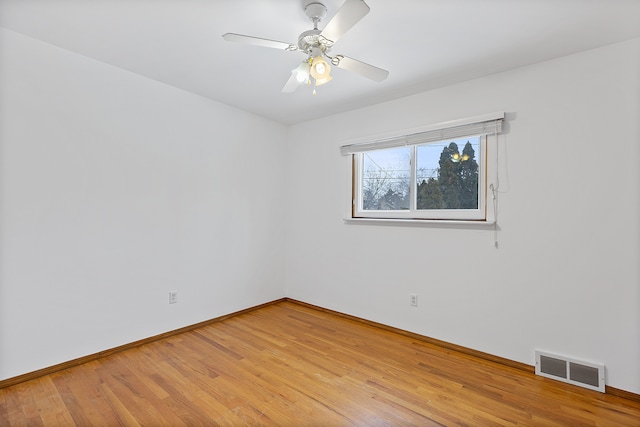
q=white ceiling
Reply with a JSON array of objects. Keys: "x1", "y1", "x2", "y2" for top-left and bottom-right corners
[{"x1": 1, "y1": 0, "x2": 639, "y2": 125}]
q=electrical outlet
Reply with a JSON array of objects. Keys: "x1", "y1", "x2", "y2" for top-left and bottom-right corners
[
  {"x1": 410, "y1": 293, "x2": 418, "y2": 307},
  {"x1": 169, "y1": 291, "x2": 178, "y2": 304}
]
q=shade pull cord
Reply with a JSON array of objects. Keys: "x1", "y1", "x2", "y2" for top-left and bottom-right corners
[
  {"x1": 491, "y1": 129, "x2": 499, "y2": 248},
  {"x1": 490, "y1": 183, "x2": 498, "y2": 248}
]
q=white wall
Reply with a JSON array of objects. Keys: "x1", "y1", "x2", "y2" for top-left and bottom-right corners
[
  {"x1": 285, "y1": 38, "x2": 640, "y2": 394},
  {"x1": 0, "y1": 28, "x2": 287, "y2": 380}
]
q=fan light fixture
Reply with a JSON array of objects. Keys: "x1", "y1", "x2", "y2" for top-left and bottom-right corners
[
  {"x1": 310, "y1": 55, "x2": 332, "y2": 85},
  {"x1": 293, "y1": 60, "x2": 311, "y2": 84}
]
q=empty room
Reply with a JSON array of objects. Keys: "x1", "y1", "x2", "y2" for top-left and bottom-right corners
[{"x1": 1, "y1": 0, "x2": 640, "y2": 425}]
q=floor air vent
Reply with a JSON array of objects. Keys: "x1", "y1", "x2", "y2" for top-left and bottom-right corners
[{"x1": 535, "y1": 350, "x2": 605, "y2": 392}]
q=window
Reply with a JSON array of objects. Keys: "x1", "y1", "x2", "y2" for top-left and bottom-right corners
[
  {"x1": 341, "y1": 113, "x2": 503, "y2": 222},
  {"x1": 356, "y1": 136, "x2": 484, "y2": 219}
]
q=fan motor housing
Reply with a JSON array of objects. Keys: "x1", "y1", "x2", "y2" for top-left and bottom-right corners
[{"x1": 297, "y1": 29, "x2": 323, "y2": 53}]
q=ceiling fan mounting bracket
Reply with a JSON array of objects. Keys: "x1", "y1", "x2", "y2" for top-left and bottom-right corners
[{"x1": 304, "y1": 2, "x2": 327, "y2": 24}]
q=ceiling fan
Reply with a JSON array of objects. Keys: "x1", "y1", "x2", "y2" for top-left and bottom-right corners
[{"x1": 222, "y1": 0, "x2": 389, "y2": 94}]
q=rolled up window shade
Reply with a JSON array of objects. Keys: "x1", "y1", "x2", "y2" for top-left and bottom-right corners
[{"x1": 340, "y1": 112, "x2": 504, "y2": 156}]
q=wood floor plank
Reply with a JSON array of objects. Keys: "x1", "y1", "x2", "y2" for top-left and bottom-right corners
[
  {"x1": 51, "y1": 369, "x2": 104, "y2": 426},
  {"x1": 25, "y1": 377, "x2": 74, "y2": 426},
  {"x1": 1, "y1": 386, "x2": 25, "y2": 427},
  {"x1": 1, "y1": 300, "x2": 639, "y2": 426}
]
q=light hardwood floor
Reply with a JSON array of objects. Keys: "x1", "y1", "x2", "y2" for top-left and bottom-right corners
[{"x1": 1, "y1": 300, "x2": 639, "y2": 426}]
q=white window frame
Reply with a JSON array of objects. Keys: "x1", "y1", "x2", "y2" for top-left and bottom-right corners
[{"x1": 341, "y1": 112, "x2": 503, "y2": 224}]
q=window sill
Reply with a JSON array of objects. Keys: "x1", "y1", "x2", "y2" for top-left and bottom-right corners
[{"x1": 343, "y1": 217, "x2": 495, "y2": 228}]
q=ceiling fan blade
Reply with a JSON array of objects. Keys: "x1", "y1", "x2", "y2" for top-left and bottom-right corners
[
  {"x1": 320, "y1": 0, "x2": 370, "y2": 44},
  {"x1": 333, "y1": 55, "x2": 389, "y2": 82},
  {"x1": 222, "y1": 33, "x2": 296, "y2": 50},
  {"x1": 281, "y1": 73, "x2": 301, "y2": 93}
]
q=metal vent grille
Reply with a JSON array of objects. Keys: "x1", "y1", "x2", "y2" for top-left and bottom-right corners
[
  {"x1": 535, "y1": 350, "x2": 605, "y2": 393},
  {"x1": 540, "y1": 355, "x2": 567, "y2": 378}
]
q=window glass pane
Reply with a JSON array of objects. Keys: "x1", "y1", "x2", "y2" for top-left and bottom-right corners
[
  {"x1": 416, "y1": 137, "x2": 480, "y2": 210},
  {"x1": 362, "y1": 146, "x2": 411, "y2": 210}
]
